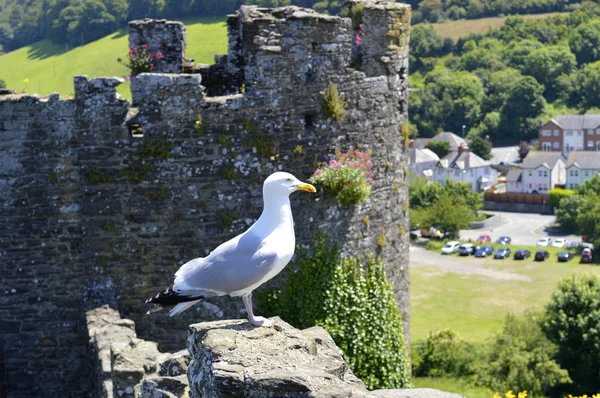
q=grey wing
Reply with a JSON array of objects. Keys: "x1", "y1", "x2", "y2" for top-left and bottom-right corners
[{"x1": 173, "y1": 231, "x2": 278, "y2": 295}]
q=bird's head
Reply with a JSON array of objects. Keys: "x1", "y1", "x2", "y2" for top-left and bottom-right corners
[{"x1": 263, "y1": 172, "x2": 316, "y2": 196}]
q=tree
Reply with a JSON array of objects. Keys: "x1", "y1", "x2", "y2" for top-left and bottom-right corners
[
  {"x1": 482, "y1": 312, "x2": 571, "y2": 397},
  {"x1": 518, "y1": 141, "x2": 530, "y2": 161},
  {"x1": 424, "y1": 192, "x2": 474, "y2": 238},
  {"x1": 579, "y1": 62, "x2": 600, "y2": 109},
  {"x1": 469, "y1": 136, "x2": 492, "y2": 160},
  {"x1": 409, "y1": 176, "x2": 444, "y2": 208},
  {"x1": 498, "y1": 76, "x2": 546, "y2": 140},
  {"x1": 569, "y1": 20, "x2": 600, "y2": 65},
  {"x1": 543, "y1": 274, "x2": 600, "y2": 395},
  {"x1": 555, "y1": 194, "x2": 585, "y2": 233},
  {"x1": 523, "y1": 45, "x2": 577, "y2": 100},
  {"x1": 425, "y1": 140, "x2": 451, "y2": 158},
  {"x1": 414, "y1": 329, "x2": 479, "y2": 378}
]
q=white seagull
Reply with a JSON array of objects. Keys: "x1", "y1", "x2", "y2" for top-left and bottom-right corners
[{"x1": 145, "y1": 172, "x2": 316, "y2": 327}]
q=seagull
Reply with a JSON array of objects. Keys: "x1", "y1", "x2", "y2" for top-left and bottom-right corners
[{"x1": 145, "y1": 172, "x2": 316, "y2": 327}]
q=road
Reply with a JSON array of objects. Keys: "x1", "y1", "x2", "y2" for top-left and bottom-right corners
[{"x1": 460, "y1": 211, "x2": 581, "y2": 246}]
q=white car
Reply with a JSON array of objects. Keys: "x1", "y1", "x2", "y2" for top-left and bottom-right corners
[
  {"x1": 441, "y1": 241, "x2": 461, "y2": 255},
  {"x1": 536, "y1": 237, "x2": 551, "y2": 246},
  {"x1": 552, "y1": 238, "x2": 567, "y2": 248}
]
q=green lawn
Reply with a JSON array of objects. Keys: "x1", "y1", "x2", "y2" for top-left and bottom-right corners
[
  {"x1": 414, "y1": 377, "x2": 495, "y2": 398},
  {"x1": 411, "y1": 241, "x2": 600, "y2": 343},
  {"x1": 0, "y1": 17, "x2": 228, "y2": 100}
]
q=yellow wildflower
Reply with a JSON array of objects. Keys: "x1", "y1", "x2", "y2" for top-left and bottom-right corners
[
  {"x1": 517, "y1": 391, "x2": 527, "y2": 398},
  {"x1": 23, "y1": 78, "x2": 29, "y2": 84},
  {"x1": 492, "y1": 393, "x2": 502, "y2": 398},
  {"x1": 505, "y1": 391, "x2": 516, "y2": 398}
]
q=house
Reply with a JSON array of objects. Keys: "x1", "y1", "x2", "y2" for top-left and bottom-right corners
[
  {"x1": 432, "y1": 146, "x2": 497, "y2": 191},
  {"x1": 409, "y1": 147, "x2": 439, "y2": 180},
  {"x1": 505, "y1": 169, "x2": 524, "y2": 193},
  {"x1": 538, "y1": 114, "x2": 600, "y2": 154},
  {"x1": 565, "y1": 151, "x2": 600, "y2": 189},
  {"x1": 412, "y1": 131, "x2": 468, "y2": 151},
  {"x1": 521, "y1": 152, "x2": 566, "y2": 194}
]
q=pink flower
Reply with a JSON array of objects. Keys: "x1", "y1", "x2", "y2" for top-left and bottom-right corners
[
  {"x1": 355, "y1": 34, "x2": 362, "y2": 46},
  {"x1": 132, "y1": 47, "x2": 137, "y2": 51},
  {"x1": 315, "y1": 169, "x2": 323, "y2": 175},
  {"x1": 156, "y1": 51, "x2": 164, "y2": 59},
  {"x1": 367, "y1": 178, "x2": 374, "y2": 185},
  {"x1": 365, "y1": 160, "x2": 373, "y2": 168},
  {"x1": 150, "y1": 63, "x2": 154, "y2": 68},
  {"x1": 142, "y1": 44, "x2": 148, "y2": 49},
  {"x1": 354, "y1": 161, "x2": 359, "y2": 167},
  {"x1": 125, "y1": 75, "x2": 131, "y2": 81}
]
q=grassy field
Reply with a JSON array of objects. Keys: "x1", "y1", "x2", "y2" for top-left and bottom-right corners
[
  {"x1": 0, "y1": 17, "x2": 227, "y2": 100},
  {"x1": 411, "y1": 240, "x2": 600, "y2": 343},
  {"x1": 414, "y1": 377, "x2": 495, "y2": 398},
  {"x1": 426, "y1": 12, "x2": 569, "y2": 41}
]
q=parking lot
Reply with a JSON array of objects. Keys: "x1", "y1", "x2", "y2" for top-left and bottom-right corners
[{"x1": 459, "y1": 211, "x2": 582, "y2": 247}]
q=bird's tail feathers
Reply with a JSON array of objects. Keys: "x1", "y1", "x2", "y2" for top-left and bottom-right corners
[{"x1": 145, "y1": 285, "x2": 204, "y2": 316}]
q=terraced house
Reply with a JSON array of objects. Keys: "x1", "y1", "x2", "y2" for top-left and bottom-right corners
[
  {"x1": 565, "y1": 151, "x2": 600, "y2": 189},
  {"x1": 539, "y1": 114, "x2": 600, "y2": 155}
]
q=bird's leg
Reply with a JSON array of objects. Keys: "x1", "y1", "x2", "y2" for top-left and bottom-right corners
[{"x1": 242, "y1": 294, "x2": 273, "y2": 327}]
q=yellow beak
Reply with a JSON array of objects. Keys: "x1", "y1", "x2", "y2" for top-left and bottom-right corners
[{"x1": 295, "y1": 182, "x2": 316, "y2": 193}]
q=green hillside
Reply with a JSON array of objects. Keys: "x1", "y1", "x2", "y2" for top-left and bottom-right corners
[{"x1": 0, "y1": 17, "x2": 227, "y2": 100}]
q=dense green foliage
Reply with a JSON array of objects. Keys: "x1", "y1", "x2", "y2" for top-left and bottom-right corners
[
  {"x1": 548, "y1": 188, "x2": 575, "y2": 208},
  {"x1": 413, "y1": 329, "x2": 485, "y2": 378},
  {"x1": 255, "y1": 234, "x2": 411, "y2": 390},
  {"x1": 481, "y1": 312, "x2": 571, "y2": 397},
  {"x1": 409, "y1": 0, "x2": 586, "y2": 24},
  {"x1": 543, "y1": 274, "x2": 600, "y2": 395},
  {"x1": 468, "y1": 136, "x2": 492, "y2": 160},
  {"x1": 409, "y1": 10, "x2": 600, "y2": 141},
  {"x1": 425, "y1": 140, "x2": 451, "y2": 158},
  {"x1": 409, "y1": 178, "x2": 482, "y2": 237},
  {"x1": 555, "y1": 176, "x2": 600, "y2": 254}
]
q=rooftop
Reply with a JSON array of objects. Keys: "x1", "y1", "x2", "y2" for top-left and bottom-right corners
[
  {"x1": 505, "y1": 169, "x2": 522, "y2": 183},
  {"x1": 438, "y1": 150, "x2": 490, "y2": 169},
  {"x1": 565, "y1": 151, "x2": 600, "y2": 169},
  {"x1": 548, "y1": 114, "x2": 600, "y2": 130},
  {"x1": 521, "y1": 151, "x2": 564, "y2": 169}
]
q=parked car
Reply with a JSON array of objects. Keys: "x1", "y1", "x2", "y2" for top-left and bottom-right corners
[
  {"x1": 441, "y1": 241, "x2": 461, "y2": 255},
  {"x1": 552, "y1": 238, "x2": 567, "y2": 248},
  {"x1": 581, "y1": 248, "x2": 594, "y2": 264},
  {"x1": 494, "y1": 247, "x2": 511, "y2": 259},
  {"x1": 514, "y1": 249, "x2": 531, "y2": 260},
  {"x1": 568, "y1": 241, "x2": 582, "y2": 249},
  {"x1": 558, "y1": 252, "x2": 574, "y2": 262},
  {"x1": 495, "y1": 236, "x2": 512, "y2": 245},
  {"x1": 458, "y1": 243, "x2": 476, "y2": 256},
  {"x1": 536, "y1": 237, "x2": 551, "y2": 246},
  {"x1": 535, "y1": 250, "x2": 550, "y2": 261},
  {"x1": 475, "y1": 245, "x2": 494, "y2": 257},
  {"x1": 476, "y1": 235, "x2": 491, "y2": 243}
]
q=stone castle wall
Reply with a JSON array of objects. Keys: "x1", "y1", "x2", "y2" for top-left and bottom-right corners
[{"x1": 0, "y1": 2, "x2": 411, "y2": 396}]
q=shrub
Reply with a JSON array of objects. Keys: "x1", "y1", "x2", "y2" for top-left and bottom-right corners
[
  {"x1": 256, "y1": 233, "x2": 411, "y2": 390},
  {"x1": 0, "y1": 79, "x2": 5, "y2": 88},
  {"x1": 413, "y1": 329, "x2": 486, "y2": 378},
  {"x1": 322, "y1": 83, "x2": 346, "y2": 121},
  {"x1": 425, "y1": 140, "x2": 451, "y2": 158},
  {"x1": 118, "y1": 45, "x2": 163, "y2": 76},
  {"x1": 543, "y1": 274, "x2": 600, "y2": 395},
  {"x1": 555, "y1": 194, "x2": 585, "y2": 233},
  {"x1": 481, "y1": 312, "x2": 570, "y2": 397},
  {"x1": 548, "y1": 188, "x2": 575, "y2": 209},
  {"x1": 309, "y1": 148, "x2": 374, "y2": 205}
]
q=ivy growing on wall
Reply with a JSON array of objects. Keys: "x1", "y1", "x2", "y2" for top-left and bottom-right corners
[{"x1": 256, "y1": 233, "x2": 411, "y2": 390}]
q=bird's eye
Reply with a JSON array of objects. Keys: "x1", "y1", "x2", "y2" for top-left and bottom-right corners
[{"x1": 286, "y1": 178, "x2": 293, "y2": 182}]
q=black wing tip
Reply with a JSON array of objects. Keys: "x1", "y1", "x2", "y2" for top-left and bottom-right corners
[{"x1": 145, "y1": 286, "x2": 204, "y2": 307}]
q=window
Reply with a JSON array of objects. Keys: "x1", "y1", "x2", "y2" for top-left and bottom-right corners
[
  {"x1": 554, "y1": 130, "x2": 560, "y2": 136},
  {"x1": 597, "y1": 141, "x2": 600, "y2": 150},
  {"x1": 578, "y1": 131, "x2": 583, "y2": 136},
  {"x1": 589, "y1": 141, "x2": 594, "y2": 148},
  {"x1": 589, "y1": 129, "x2": 594, "y2": 135},
  {"x1": 569, "y1": 183, "x2": 573, "y2": 189},
  {"x1": 454, "y1": 169, "x2": 459, "y2": 176},
  {"x1": 438, "y1": 168, "x2": 443, "y2": 175},
  {"x1": 542, "y1": 130, "x2": 551, "y2": 136},
  {"x1": 569, "y1": 170, "x2": 573, "y2": 177},
  {"x1": 585, "y1": 170, "x2": 589, "y2": 176},
  {"x1": 542, "y1": 142, "x2": 552, "y2": 151},
  {"x1": 553, "y1": 142, "x2": 560, "y2": 149},
  {"x1": 566, "y1": 131, "x2": 573, "y2": 136},
  {"x1": 529, "y1": 184, "x2": 532, "y2": 189},
  {"x1": 544, "y1": 185, "x2": 548, "y2": 190},
  {"x1": 543, "y1": 170, "x2": 548, "y2": 177},
  {"x1": 575, "y1": 170, "x2": 579, "y2": 177},
  {"x1": 538, "y1": 170, "x2": 543, "y2": 177},
  {"x1": 528, "y1": 170, "x2": 533, "y2": 176}
]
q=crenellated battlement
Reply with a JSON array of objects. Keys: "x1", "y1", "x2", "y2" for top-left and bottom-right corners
[{"x1": 0, "y1": 2, "x2": 411, "y2": 396}]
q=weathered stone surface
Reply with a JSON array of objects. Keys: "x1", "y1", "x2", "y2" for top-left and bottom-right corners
[
  {"x1": 87, "y1": 306, "x2": 190, "y2": 398},
  {"x1": 0, "y1": 1, "x2": 411, "y2": 396},
  {"x1": 187, "y1": 318, "x2": 465, "y2": 398}
]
